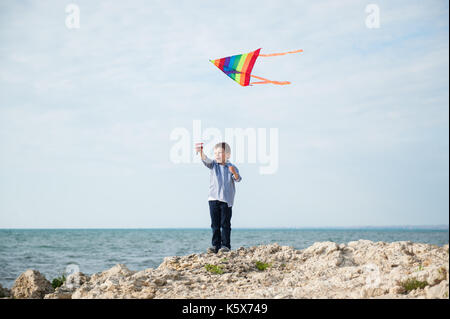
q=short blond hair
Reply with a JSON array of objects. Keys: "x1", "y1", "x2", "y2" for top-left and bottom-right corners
[{"x1": 214, "y1": 142, "x2": 231, "y2": 154}]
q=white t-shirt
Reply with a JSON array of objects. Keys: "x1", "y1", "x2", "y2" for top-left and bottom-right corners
[{"x1": 208, "y1": 196, "x2": 227, "y2": 203}]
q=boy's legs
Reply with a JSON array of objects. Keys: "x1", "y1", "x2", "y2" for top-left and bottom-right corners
[
  {"x1": 209, "y1": 200, "x2": 222, "y2": 251},
  {"x1": 219, "y1": 202, "x2": 232, "y2": 249}
]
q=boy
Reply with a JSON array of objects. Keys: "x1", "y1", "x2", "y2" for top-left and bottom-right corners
[{"x1": 195, "y1": 142, "x2": 242, "y2": 253}]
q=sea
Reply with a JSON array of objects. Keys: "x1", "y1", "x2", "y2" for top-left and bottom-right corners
[{"x1": 0, "y1": 228, "x2": 448, "y2": 289}]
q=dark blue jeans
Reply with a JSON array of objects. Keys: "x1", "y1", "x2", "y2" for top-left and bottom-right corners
[{"x1": 209, "y1": 200, "x2": 232, "y2": 250}]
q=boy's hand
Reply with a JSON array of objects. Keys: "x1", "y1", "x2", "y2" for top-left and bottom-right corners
[
  {"x1": 229, "y1": 165, "x2": 238, "y2": 178},
  {"x1": 196, "y1": 143, "x2": 208, "y2": 161},
  {"x1": 195, "y1": 143, "x2": 203, "y2": 154}
]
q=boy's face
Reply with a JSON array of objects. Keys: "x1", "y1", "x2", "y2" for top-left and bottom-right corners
[{"x1": 214, "y1": 147, "x2": 230, "y2": 164}]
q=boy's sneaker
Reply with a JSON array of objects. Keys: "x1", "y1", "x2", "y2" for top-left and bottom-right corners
[
  {"x1": 207, "y1": 246, "x2": 218, "y2": 254},
  {"x1": 218, "y1": 247, "x2": 230, "y2": 253}
]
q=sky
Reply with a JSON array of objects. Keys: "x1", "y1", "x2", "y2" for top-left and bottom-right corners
[{"x1": 0, "y1": 0, "x2": 448, "y2": 228}]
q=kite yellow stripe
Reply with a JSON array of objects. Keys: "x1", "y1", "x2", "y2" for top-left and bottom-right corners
[{"x1": 235, "y1": 53, "x2": 247, "y2": 85}]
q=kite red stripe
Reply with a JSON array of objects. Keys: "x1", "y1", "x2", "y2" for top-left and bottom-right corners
[
  {"x1": 242, "y1": 48, "x2": 260, "y2": 86},
  {"x1": 217, "y1": 58, "x2": 225, "y2": 71}
]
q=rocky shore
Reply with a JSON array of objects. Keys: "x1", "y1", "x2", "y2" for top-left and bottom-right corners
[{"x1": 1, "y1": 240, "x2": 448, "y2": 299}]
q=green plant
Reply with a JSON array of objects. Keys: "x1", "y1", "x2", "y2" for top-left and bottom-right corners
[
  {"x1": 220, "y1": 258, "x2": 229, "y2": 262},
  {"x1": 400, "y1": 278, "x2": 428, "y2": 293},
  {"x1": 51, "y1": 274, "x2": 66, "y2": 289},
  {"x1": 204, "y1": 264, "x2": 224, "y2": 275},
  {"x1": 417, "y1": 265, "x2": 424, "y2": 271},
  {"x1": 255, "y1": 261, "x2": 271, "y2": 271}
]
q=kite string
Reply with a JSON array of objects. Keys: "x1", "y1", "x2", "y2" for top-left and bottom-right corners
[
  {"x1": 258, "y1": 49, "x2": 303, "y2": 57},
  {"x1": 228, "y1": 70, "x2": 291, "y2": 85},
  {"x1": 250, "y1": 49, "x2": 302, "y2": 84},
  {"x1": 250, "y1": 74, "x2": 291, "y2": 85}
]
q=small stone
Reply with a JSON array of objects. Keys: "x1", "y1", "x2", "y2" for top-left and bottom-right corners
[
  {"x1": 154, "y1": 278, "x2": 167, "y2": 286},
  {"x1": 425, "y1": 284, "x2": 441, "y2": 299},
  {"x1": 0, "y1": 284, "x2": 11, "y2": 298},
  {"x1": 360, "y1": 287, "x2": 385, "y2": 298},
  {"x1": 335, "y1": 256, "x2": 344, "y2": 267},
  {"x1": 390, "y1": 286, "x2": 406, "y2": 294}
]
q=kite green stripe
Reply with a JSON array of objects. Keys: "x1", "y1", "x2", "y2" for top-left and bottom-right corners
[
  {"x1": 232, "y1": 55, "x2": 241, "y2": 72},
  {"x1": 235, "y1": 53, "x2": 247, "y2": 84}
]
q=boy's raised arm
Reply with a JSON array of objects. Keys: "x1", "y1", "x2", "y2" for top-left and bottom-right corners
[{"x1": 199, "y1": 149, "x2": 214, "y2": 169}]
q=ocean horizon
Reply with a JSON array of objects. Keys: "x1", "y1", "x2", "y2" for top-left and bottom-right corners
[
  {"x1": 1, "y1": 228, "x2": 448, "y2": 289},
  {"x1": 1, "y1": 225, "x2": 448, "y2": 230}
]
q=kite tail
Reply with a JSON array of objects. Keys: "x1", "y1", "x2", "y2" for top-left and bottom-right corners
[
  {"x1": 250, "y1": 74, "x2": 291, "y2": 85},
  {"x1": 258, "y1": 49, "x2": 303, "y2": 57}
]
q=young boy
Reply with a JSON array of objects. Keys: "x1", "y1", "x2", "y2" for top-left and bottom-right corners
[{"x1": 195, "y1": 142, "x2": 242, "y2": 253}]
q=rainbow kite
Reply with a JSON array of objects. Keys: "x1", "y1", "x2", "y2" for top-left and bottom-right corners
[{"x1": 209, "y1": 48, "x2": 303, "y2": 86}]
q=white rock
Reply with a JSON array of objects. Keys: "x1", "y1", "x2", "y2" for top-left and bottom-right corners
[
  {"x1": 11, "y1": 270, "x2": 54, "y2": 299},
  {"x1": 14, "y1": 240, "x2": 449, "y2": 299}
]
